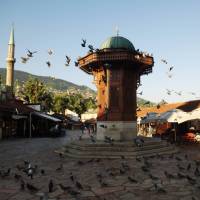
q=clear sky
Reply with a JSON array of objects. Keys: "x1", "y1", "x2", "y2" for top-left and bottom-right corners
[{"x1": 0, "y1": 0, "x2": 200, "y2": 103}]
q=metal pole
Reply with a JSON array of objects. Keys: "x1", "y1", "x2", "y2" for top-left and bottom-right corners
[
  {"x1": 23, "y1": 120, "x2": 25, "y2": 137},
  {"x1": 29, "y1": 112, "x2": 32, "y2": 138},
  {"x1": 174, "y1": 123, "x2": 177, "y2": 142}
]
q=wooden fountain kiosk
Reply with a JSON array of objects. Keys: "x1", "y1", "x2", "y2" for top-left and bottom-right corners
[
  {"x1": 63, "y1": 36, "x2": 177, "y2": 159},
  {"x1": 78, "y1": 36, "x2": 154, "y2": 141}
]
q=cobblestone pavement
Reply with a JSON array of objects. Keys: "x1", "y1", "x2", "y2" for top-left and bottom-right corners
[{"x1": 0, "y1": 130, "x2": 200, "y2": 200}]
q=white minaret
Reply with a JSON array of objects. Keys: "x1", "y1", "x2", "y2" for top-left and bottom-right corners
[{"x1": 6, "y1": 27, "x2": 15, "y2": 94}]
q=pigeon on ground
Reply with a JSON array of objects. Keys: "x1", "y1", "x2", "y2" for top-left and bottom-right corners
[
  {"x1": 134, "y1": 138, "x2": 144, "y2": 147},
  {"x1": 76, "y1": 181, "x2": 83, "y2": 190},
  {"x1": 149, "y1": 173, "x2": 159, "y2": 180},
  {"x1": 70, "y1": 172, "x2": 74, "y2": 182},
  {"x1": 41, "y1": 169, "x2": 45, "y2": 175},
  {"x1": 128, "y1": 176, "x2": 138, "y2": 183},
  {"x1": 154, "y1": 183, "x2": 167, "y2": 193},
  {"x1": 90, "y1": 135, "x2": 96, "y2": 143},
  {"x1": 14, "y1": 173, "x2": 22, "y2": 181},
  {"x1": 59, "y1": 152, "x2": 64, "y2": 158},
  {"x1": 59, "y1": 183, "x2": 71, "y2": 191},
  {"x1": 1, "y1": 168, "x2": 11, "y2": 178},
  {"x1": 164, "y1": 171, "x2": 175, "y2": 179},
  {"x1": 20, "y1": 179, "x2": 25, "y2": 190},
  {"x1": 56, "y1": 164, "x2": 63, "y2": 171},
  {"x1": 187, "y1": 163, "x2": 191, "y2": 171},
  {"x1": 177, "y1": 172, "x2": 186, "y2": 179},
  {"x1": 194, "y1": 167, "x2": 200, "y2": 177},
  {"x1": 48, "y1": 179, "x2": 53, "y2": 193},
  {"x1": 26, "y1": 183, "x2": 39, "y2": 192}
]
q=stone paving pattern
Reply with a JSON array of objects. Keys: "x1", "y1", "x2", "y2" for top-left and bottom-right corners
[{"x1": 0, "y1": 130, "x2": 200, "y2": 200}]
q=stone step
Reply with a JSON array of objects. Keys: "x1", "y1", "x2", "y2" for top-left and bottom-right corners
[
  {"x1": 69, "y1": 138, "x2": 166, "y2": 148},
  {"x1": 62, "y1": 138, "x2": 178, "y2": 159},
  {"x1": 64, "y1": 147, "x2": 178, "y2": 159},
  {"x1": 65, "y1": 142, "x2": 169, "y2": 152},
  {"x1": 65, "y1": 144, "x2": 175, "y2": 156}
]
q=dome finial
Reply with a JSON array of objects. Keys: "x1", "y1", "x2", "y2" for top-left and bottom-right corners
[{"x1": 115, "y1": 25, "x2": 119, "y2": 36}]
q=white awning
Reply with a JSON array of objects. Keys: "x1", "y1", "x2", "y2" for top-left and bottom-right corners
[
  {"x1": 158, "y1": 108, "x2": 200, "y2": 124},
  {"x1": 180, "y1": 108, "x2": 200, "y2": 122},
  {"x1": 158, "y1": 109, "x2": 187, "y2": 124},
  {"x1": 33, "y1": 112, "x2": 61, "y2": 122},
  {"x1": 139, "y1": 108, "x2": 200, "y2": 124}
]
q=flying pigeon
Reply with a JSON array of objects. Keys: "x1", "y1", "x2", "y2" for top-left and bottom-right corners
[
  {"x1": 27, "y1": 49, "x2": 37, "y2": 57},
  {"x1": 161, "y1": 59, "x2": 168, "y2": 64},
  {"x1": 21, "y1": 57, "x2": 29, "y2": 63},
  {"x1": 137, "y1": 91, "x2": 143, "y2": 95},
  {"x1": 46, "y1": 61, "x2": 51, "y2": 67},
  {"x1": 81, "y1": 39, "x2": 86, "y2": 47},
  {"x1": 74, "y1": 61, "x2": 79, "y2": 67},
  {"x1": 88, "y1": 45, "x2": 94, "y2": 53},
  {"x1": 48, "y1": 49, "x2": 53, "y2": 55}
]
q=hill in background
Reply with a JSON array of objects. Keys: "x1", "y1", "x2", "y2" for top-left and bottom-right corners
[
  {"x1": 0, "y1": 68, "x2": 96, "y2": 97},
  {"x1": 0, "y1": 68, "x2": 155, "y2": 106}
]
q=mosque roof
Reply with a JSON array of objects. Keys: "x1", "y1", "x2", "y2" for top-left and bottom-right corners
[{"x1": 100, "y1": 36, "x2": 135, "y2": 51}]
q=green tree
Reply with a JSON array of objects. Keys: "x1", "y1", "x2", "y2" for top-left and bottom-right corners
[
  {"x1": 16, "y1": 77, "x2": 53, "y2": 112},
  {"x1": 40, "y1": 92, "x2": 54, "y2": 112},
  {"x1": 68, "y1": 93, "x2": 97, "y2": 118},
  {"x1": 84, "y1": 97, "x2": 97, "y2": 110},
  {"x1": 53, "y1": 94, "x2": 70, "y2": 114}
]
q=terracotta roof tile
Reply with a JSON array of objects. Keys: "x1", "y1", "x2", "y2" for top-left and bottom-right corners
[{"x1": 137, "y1": 100, "x2": 200, "y2": 117}]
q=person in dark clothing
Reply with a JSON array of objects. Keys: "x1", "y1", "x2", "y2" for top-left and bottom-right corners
[{"x1": 80, "y1": 123, "x2": 85, "y2": 135}]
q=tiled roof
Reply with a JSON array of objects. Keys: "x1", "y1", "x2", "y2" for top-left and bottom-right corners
[
  {"x1": 137, "y1": 100, "x2": 200, "y2": 117},
  {"x1": 0, "y1": 99, "x2": 35, "y2": 114}
]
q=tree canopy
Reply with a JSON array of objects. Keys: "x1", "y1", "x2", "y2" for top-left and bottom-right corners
[
  {"x1": 15, "y1": 77, "x2": 97, "y2": 116},
  {"x1": 16, "y1": 76, "x2": 53, "y2": 112}
]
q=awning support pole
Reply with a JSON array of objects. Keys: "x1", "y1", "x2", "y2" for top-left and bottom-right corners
[
  {"x1": 174, "y1": 123, "x2": 177, "y2": 142},
  {"x1": 29, "y1": 112, "x2": 32, "y2": 138}
]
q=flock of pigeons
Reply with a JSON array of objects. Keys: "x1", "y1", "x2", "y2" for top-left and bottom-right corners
[
  {"x1": 20, "y1": 39, "x2": 199, "y2": 105},
  {"x1": 137, "y1": 57, "x2": 199, "y2": 108},
  {"x1": 1, "y1": 149, "x2": 200, "y2": 199},
  {"x1": 19, "y1": 39, "x2": 100, "y2": 81},
  {"x1": 20, "y1": 39, "x2": 99, "y2": 70},
  {"x1": 0, "y1": 152, "x2": 87, "y2": 199},
  {"x1": 161, "y1": 59, "x2": 197, "y2": 98},
  {"x1": 73, "y1": 153, "x2": 200, "y2": 199},
  {"x1": 88, "y1": 134, "x2": 145, "y2": 147},
  {"x1": 21, "y1": 49, "x2": 72, "y2": 69}
]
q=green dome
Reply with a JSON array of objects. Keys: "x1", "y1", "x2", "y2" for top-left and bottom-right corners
[{"x1": 100, "y1": 36, "x2": 135, "y2": 51}]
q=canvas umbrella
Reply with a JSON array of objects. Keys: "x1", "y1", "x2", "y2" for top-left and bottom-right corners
[
  {"x1": 158, "y1": 109, "x2": 188, "y2": 124},
  {"x1": 158, "y1": 109, "x2": 189, "y2": 142}
]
